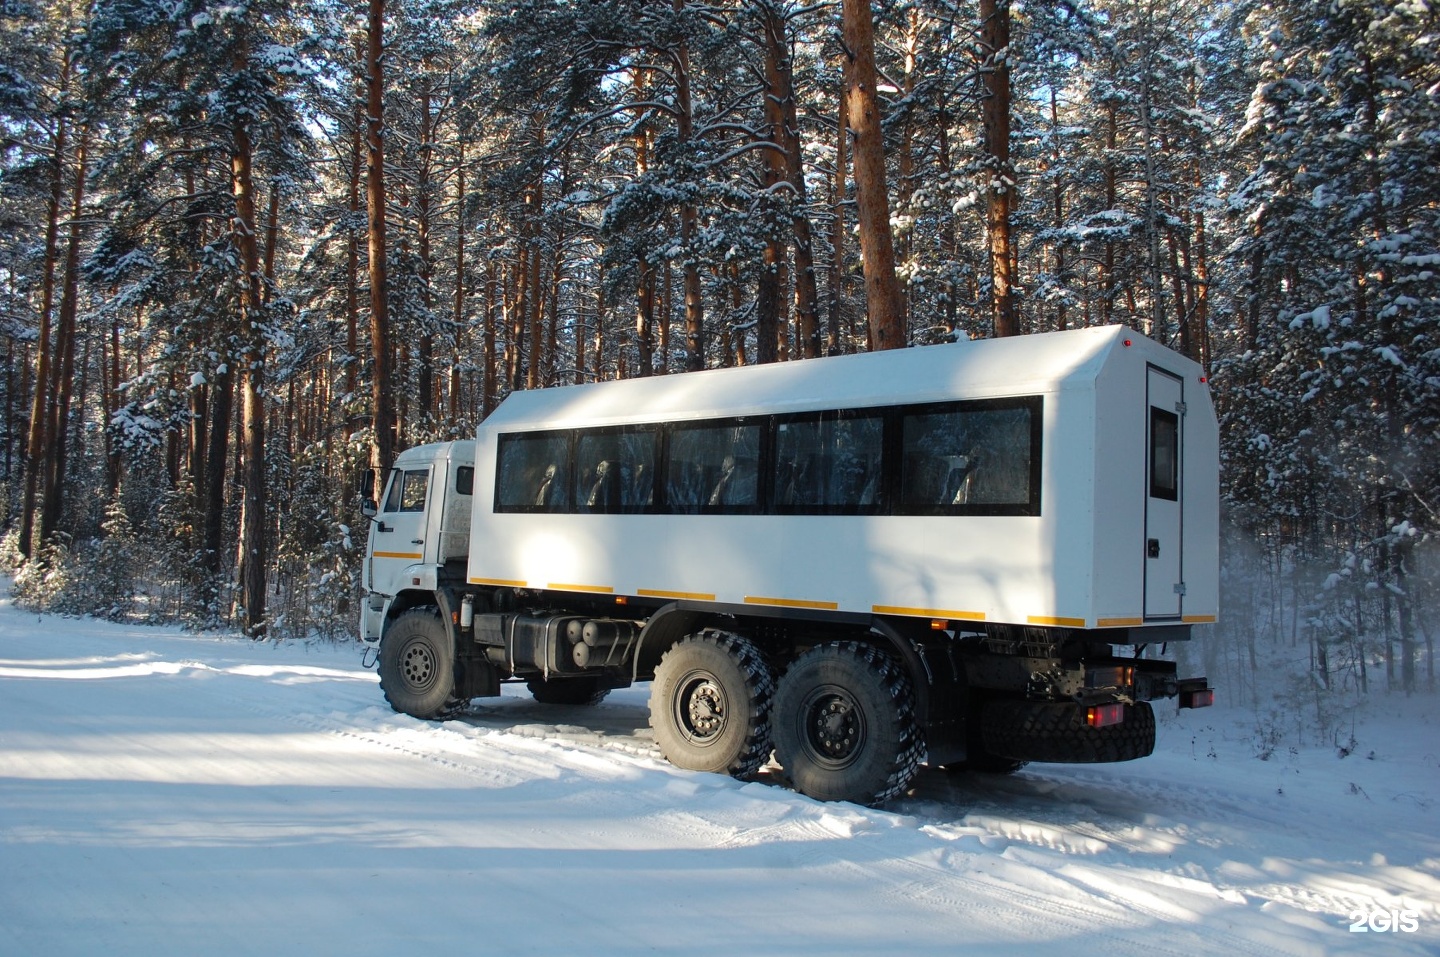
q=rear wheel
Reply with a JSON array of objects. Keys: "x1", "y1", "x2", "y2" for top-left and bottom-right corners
[
  {"x1": 649, "y1": 631, "x2": 774, "y2": 779},
  {"x1": 772, "y1": 642, "x2": 925, "y2": 805},
  {"x1": 378, "y1": 608, "x2": 465, "y2": 719}
]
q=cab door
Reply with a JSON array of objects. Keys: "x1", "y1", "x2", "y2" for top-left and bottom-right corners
[
  {"x1": 367, "y1": 465, "x2": 433, "y2": 598},
  {"x1": 1144, "y1": 367, "x2": 1184, "y2": 619}
]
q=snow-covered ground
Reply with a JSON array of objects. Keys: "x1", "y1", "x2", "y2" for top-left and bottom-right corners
[{"x1": 1, "y1": 595, "x2": 1436, "y2": 956}]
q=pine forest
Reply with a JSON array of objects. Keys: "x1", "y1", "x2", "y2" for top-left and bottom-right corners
[{"x1": 0, "y1": 0, "x2": 1436, "y2": 735}]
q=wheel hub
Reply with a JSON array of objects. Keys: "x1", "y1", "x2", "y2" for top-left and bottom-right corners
[
  {"x1": 680, "y1": 676, "x2": 726, "y2": 741},
  {"x1": 811, "y1": 695, "x2": 859, "y2": 759},
  {"x1": 401, "y1": 641, "x2": 435, "y2": 689}
]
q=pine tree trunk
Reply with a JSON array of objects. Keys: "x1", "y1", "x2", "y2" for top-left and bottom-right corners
[
  {"x1": 105, "y1": 318, "x2": 123, "y2": 495},
  {"x1": 937, "y1": 113, "x2": 959, "y2": 337},
  {"x1": 417, "y1": 76, "x2": 435, "y2": 421},
  {"x1": 527, "y1": 177, "x2": 546, "y2": 389},
  {"x1": 635, "y1": 256, "x2": 655, "y2": 376},
  {"x1": 897, "y1": 9, "x2": 919, "y2": 329},
  {"x1": 1102, "y1": 102, "x2": 1118, "y2": 328},
  {"x1": 365, "y1": 0, "x2": 394, "y2": 471},
  {"x1": 980, "y1": 0, "x2": 1017, "y2": 338},
  {"x1": 674, "y1": 0, "x2": 706, "y2": 372},
  {"x1": 18, "y1": 54, "x2": 69, "y2": 560},
  {"x1": 633, "y1": 120, "x2": 654, "y2": 377},
  {"x1": 1191, "y1": 165, "x2": 1211, "y2": 368},
  {"x1": 231, "y1": 74, "x2": 268, "y2": 639},
  {"x1": 840, "y1": 0, "x2": 904, "y2": 351},
  {"x1": 346, "y1": 75, "x2": 363, "y2": 399},
  {"x1": 452, "y1": 139, "x2": 466, "y2": 420},
  {"x1": 758, "y1": 13, "x2": 789, "y2": 365},
  {"x1": 547, "y1": 240, "x2": 562, "y2": 385},
  {"x1": 763, "y1": 4, "x2": 820, "y2": 359},
  {"x1": 1048, "y1": 89, "x2": 1067, "y2": 333},
  {"x1": 483, "y1": 259, "x2": 497, "y2": 415},
  {"x1": 828, "y1": 77, "x2": 847, "y2": 355},
  {"x1": 202, "y1": 363, "x2": 233, "y2": 591},
  {"x1": 4, "y1": 340, "x2": 14, "y2": 485},
  {"x1": 510, "y1": 238, "x2": 529, "y2": 390},
  {"x1": 38, "y1": 118, "x2": 87, "y2": 550},
  {"x1": 593, "y1": 261, "x2": 606, "y2": 382}
]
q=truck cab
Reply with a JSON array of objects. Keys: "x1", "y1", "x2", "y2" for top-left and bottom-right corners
[{"x1": 360, "y1": 441, "x2": 475, "y2": 645}]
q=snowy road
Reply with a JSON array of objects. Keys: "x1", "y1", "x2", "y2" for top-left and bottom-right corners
[{"x1": 1, "y1": 602, "x2": 1437, "y2": 956}]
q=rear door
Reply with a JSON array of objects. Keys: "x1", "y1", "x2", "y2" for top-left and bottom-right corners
[{"x1": 1144, "y1": 367, "x2": 1184, "y2": 619}]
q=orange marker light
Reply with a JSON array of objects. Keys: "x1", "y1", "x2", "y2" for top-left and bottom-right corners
[{"x1": 1086, "y1": 703, "x2": 1125, "y2": 728}]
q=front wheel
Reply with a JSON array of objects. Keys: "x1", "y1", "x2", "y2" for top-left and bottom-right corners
[
  {"x1": 378, "y1": 608, "x2": 465, "y2": 719},
  {"x1": 772, "y1": 642, "x2": 925, "y2": 805},
  {"x1": 649, "y1": 631, "x2": 775, "y2": 779}
]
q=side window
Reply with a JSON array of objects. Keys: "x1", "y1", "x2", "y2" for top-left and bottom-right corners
[
  {"x1": 574, "y1": 429, "x2": 656, "y2": 513},
  {"x1": 455, "y1": 466, "x2": 474, "y2": 496},
  {"x1": 1149, "y1": 408, "x2": 1179, "y2": 501},
  {"x1": 383, "y1": 469, "x2": 429, "y2": 513},
  {"x1": 773, "y1": 412, "x2": 884, "y2": 512},
  {"x1": 666, "y1": 421, "x2": 761, "y2": 513},
  {"x1": 496, "y1": 432, "x2": 571, "y2": 513},
  {"x1": 898, "y1": 400, "x2": 1040, "y2": 515},
  {"x1": 381, "y1": 468, "x2": 403, "y2": 512}
]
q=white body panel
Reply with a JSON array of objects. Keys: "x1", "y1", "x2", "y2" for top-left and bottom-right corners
[{"x1": 460, "y1": 326, "x2": 1218, "y2": 631}]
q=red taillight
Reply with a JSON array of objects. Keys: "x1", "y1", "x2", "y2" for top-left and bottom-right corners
[
  {"x1": 1086, "y1": 703, "x2": 1125, "y2": 728},
  {"x1": 1181, "y1": 688, "x2": 1215, "y2": 709}
]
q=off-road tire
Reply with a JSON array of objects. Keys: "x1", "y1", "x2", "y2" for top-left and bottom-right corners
[
  {"x1": 772, "y1": 642, "x2": 926, "y2": 806},
  {"x1": 378, "y1": 608, "x2": 466, "y2": 719},
  {"x1": 527, "y1": 675, "x2": 612, "y2": 706},
  {"x1": 982, "y1": 699, "x2": 1156, "y2": 764},
  {"x1": 649, "y1": 631, "x2": 775, "y2": 779}
]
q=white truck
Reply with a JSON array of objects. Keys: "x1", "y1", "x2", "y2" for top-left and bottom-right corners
[{"x1": 359, "y1": 325, "x2": 1216, "y2": 804}]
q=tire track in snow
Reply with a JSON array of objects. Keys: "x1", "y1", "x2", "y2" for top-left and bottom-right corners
[
  {"x1": 188, "y1": 671, "x2": 603, "y2": 789},
  {"x1": 185, "y1": 664, "x2": 1438, "y2": 956}
]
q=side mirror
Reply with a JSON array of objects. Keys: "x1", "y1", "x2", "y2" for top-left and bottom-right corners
[
  {"x1": 361, "y1": 498, "x2": 378, "y2": 519},
  {"x1": 360, "y1": 468, "x2": 377, "y2": 500}
]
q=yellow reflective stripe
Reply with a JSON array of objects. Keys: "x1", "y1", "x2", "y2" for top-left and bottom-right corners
[
  {"x1": 374, "y1": 551, "x2": 423, "y2": 560},
  {"x1": 549, "y1": 582, "x2": 614, "y2": 594},
  {"x1": 1097, "y1": 617, "x2": 1144, "y2": 627},
  {"x1": 638, "y1": 588, "x2": 717, "y2": 602},
  {"x1": 1027, "y1": 615, "x2": 1087, "y2": 627},
  {"x1": 1182, "y1": 614, "x2": 1217, "y2": 624},
  {"x1": 872, "y1": 605, "x2": 986, "y2": 621},
  {"x1": 469, "y1": 576, "x2": 526, "y2": 587},
  {"x1": 744, "y1": 595, "x2": 839, "y2": 611}
]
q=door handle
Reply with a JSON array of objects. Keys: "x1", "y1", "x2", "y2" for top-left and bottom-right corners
[
  {"x1": 1147, "y1": 538, "x2": 1160, "y2": 558},
  {"x1": 411, "y1": 539, "x2": 424, "y2": 545}
]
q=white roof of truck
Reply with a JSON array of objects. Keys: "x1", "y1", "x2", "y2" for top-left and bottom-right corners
[{"x1": 482, "y1": 325, "x2": 1141, "y2": 432}]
